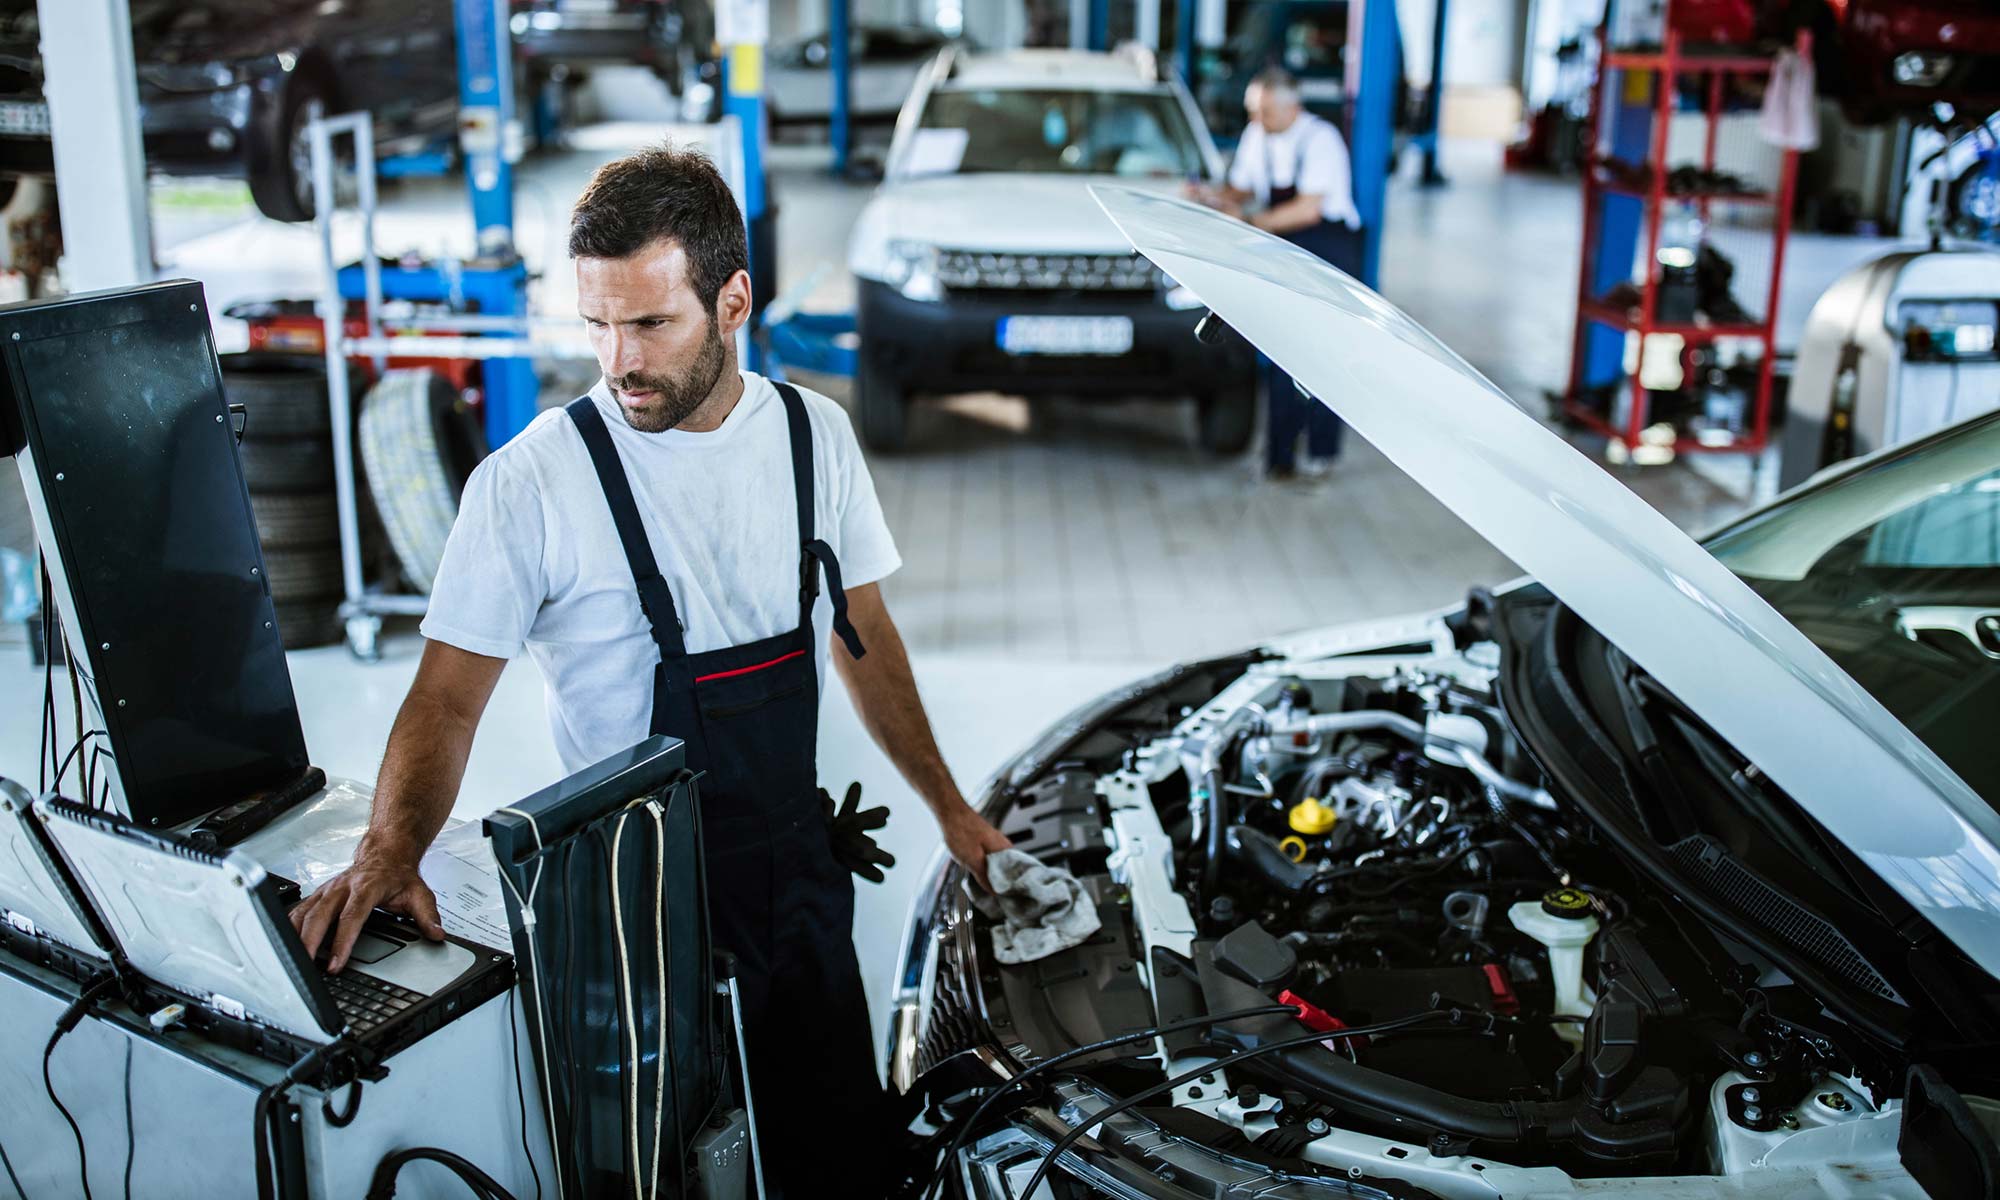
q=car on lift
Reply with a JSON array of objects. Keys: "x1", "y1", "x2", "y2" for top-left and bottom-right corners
[
  {"x1": 888, "y1": 189, "x2": 2000, "y2": 1199},
  {"x1": 0, "y1": 0, "x2": 460, "y2": 223},
  {"x1": 1193, "y1": 0, "x2": 1353, "y2": 143},
  {"x1": 509, "y1": 0, "x2": 712, "y2": 106},
  {"x1": 847, "y1": 48, "x2": 1256, "y2": 453},
  {"x1": 766, "y1": 23, "x2": 960, "y2": 127},
  {"x1": 1807, "y1": 0, "x2": 2000, "y2": 125}
]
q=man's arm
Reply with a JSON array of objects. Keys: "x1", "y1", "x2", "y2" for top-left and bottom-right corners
[
  {"x1": 290, "y1": 640, "x2": 507, "y2": 970},
  {"x1": 1250, "y1": 192, "x2": 1325, "y2": 234},
  {"x1": 832, "y1": 583, "x2": 1011, "y2": 887}
]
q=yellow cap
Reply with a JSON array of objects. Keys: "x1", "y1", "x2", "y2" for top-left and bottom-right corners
[
  {"x1": 1288, "y1": 797, "x2": 1337, "y2": 836},
  {"x1": 1278, "y1": 835, "x2": 1309, "y2": 863}
]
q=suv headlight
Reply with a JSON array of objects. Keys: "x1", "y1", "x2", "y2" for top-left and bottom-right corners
[
  {"x1": 1893, "y1": 51, "x2": 1953, "y2": 88},
  {"x1": 884, "y1": 239, "x2": 943, "y2": 302}
]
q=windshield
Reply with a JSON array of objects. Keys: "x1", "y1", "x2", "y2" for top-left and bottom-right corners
[
  {"x1": 1706, "y1": 416, "x2": 2000, "y2": 806},
  {"x1": 915, "y1": 86, "x2": 1204, "y2": 177}
]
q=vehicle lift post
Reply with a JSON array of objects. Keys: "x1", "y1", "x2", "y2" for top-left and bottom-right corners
[
  {"x1": 1415, "y1": 0, "x2": 1452, "y2": 187},
  {"x1": 830, "y1": 0, "x2": 852, "y2": 177},
  {"x1": 720, "y1": 0, "x2": 775, "y2": 374},
  {"x1": 36, "y1": 0, "x2": 151, "y2": 292},
  {"x1": 1350, "y1": 0, "x2": 1402, "y2": 288}
]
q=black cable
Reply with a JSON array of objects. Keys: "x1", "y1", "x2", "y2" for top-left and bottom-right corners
[
  {"x1": 928, "y1": 1003, "x2": 1298, "y2": 1200},
  {"x1": 322, "y1": 1078, "x2": 364, "y2": 1127},
  {"x1": 505, "y1": 989, "x2": 543, "y2": 1200},
  {"x1": 252, "y1": 1043, "x2": 341, "y2": 1200},
  {"x1": 53, "y1": 730, "x2": 105, "y2": 794},
  {"x1": 122, "y1": 1037, "x2": 136, "y2": 1200},
  {"x1": 365, "y1": 1146, "x2": 520, "y2": 1200},
  {"x1": 1019, "y1": 1009, "x2": 1457, "y2": 1199},
  {"x1": 44, "y1": 975, "x2": 120, "y2": 1200},
  {"x1": 39, "y1": 560, "x2": 56, "y2": 793},
  {"x1": 0, "y1": 1126, "x2": 25, "y2": 1200}
]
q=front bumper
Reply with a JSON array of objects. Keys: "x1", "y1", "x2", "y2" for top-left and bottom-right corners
[
  {"x1": 857, "y1": 277, "x2": 1254, "y2": 399},
  {"x1": 139, "y1": 81, "x2": 257, "y2": 175}
]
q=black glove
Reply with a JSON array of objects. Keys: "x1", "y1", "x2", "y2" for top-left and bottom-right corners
[{"x1": 821, "y1": 782, "x2": 895, "y2": 884}]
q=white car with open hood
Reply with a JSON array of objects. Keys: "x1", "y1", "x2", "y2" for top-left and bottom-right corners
[{"x1": 886, "y1": 189, "x2": 2000, "y2": 1200}]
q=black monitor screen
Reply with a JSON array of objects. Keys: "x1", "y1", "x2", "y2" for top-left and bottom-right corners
[{"x1": 4, "y1": 281, "x2": 308, "y2": 827}]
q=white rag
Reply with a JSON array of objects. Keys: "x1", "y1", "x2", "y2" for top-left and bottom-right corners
[
  {"x1": 1759, "y1": 47, "x2": 1819, "y2": 151},
  {"x1": 972, "y1": 848, "x2": 1103, "y2": 965}
]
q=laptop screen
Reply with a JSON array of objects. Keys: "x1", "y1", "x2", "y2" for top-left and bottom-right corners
[
  {"x1": 39, "y1": 797, "x2": 340, "y2": 1042},
  {"x1": 0, "y1": 780, "x2": 110, "y2": 962}
]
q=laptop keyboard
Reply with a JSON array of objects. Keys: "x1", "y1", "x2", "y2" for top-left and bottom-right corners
[{"x1": 323, "y1": 969, "x2": 425, "y2": 1035}]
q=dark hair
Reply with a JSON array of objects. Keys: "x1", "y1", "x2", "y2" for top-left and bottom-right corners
[
  {"x1": 568, "y1": 143, "x2": 749, "y2": 312},
  {"x1": 1251, "y1": 66, "x2": 1301, "y2": 99}
]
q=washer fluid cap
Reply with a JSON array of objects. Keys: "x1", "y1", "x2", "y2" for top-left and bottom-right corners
[
  {"x1": 1289, "y1": 797, "x2": 1337, "y2": 835},
  {"x1": 1541, "y1": 887, "x2": 1595, "y2": 919}
]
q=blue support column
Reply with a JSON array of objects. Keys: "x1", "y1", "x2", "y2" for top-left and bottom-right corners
[
  {"x1": 1584, "y1": 86, "x2": 1652, "y2": 388},
  {"x1": 453, "y1": 0, "x2": 536, "y2": 447},
  {"x1": 722, "y1": 41, "x2": 772, "y2": 373},
  {"x1": 1349, "y1": 0, "x2": 1400, "y2": 288},
  {"x1": 1089, "y1": 0, "x2": 1111, "y2": 50},
  {"x1": 830, "y1": 0, "x2": 852, "y2": 176}
]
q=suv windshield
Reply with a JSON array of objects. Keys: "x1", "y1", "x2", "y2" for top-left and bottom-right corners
[
  {"x1": 1705, "y1": 414, "x2": 2000, "y2": 805},
  {"x1": 916, "y1": 86, "x2": 1203, "y2": 177}
]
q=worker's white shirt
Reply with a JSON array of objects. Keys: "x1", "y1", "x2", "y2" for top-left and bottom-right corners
[
  {"x1": 421, "y1": 371, "x2": 901, "y2": 774},
  {"x1": 1227, "y1": 112, "x2": 1362, "y2": 230}
]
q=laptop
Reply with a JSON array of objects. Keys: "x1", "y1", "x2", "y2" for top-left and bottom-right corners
[
  {"x1": 0, "y1": 777, "x2": 115, "y2": 982},
  {"x1": 37, "y1": 794, "x2": 513, "y2": 1073}
]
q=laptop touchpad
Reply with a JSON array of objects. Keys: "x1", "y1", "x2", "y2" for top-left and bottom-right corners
[
  {"x1": 354, "y1": 936, "x2": 477, "y2": 996},
  {"x1": 344, "y1": 932, "x2": 403, "y2": 965}
]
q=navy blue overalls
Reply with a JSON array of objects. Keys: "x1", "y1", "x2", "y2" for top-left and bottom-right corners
[
  {"x1": 565, "y1": 382, "x2": 888, "y2": 1198},
  {"x1": 1262, "y1": 123, "x2": 1364, "y2": 472}
]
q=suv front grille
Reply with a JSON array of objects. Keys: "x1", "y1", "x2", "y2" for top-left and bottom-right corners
[{"x1": 937, "y1": 249, "x2": 1161, "y2": 293}]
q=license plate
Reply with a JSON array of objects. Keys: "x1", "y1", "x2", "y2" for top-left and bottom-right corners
[
  {"x1": 0, "y1": 101, "x2": 49, "y2": 136},
  {"x1": 996, "y1": 316, "x2": 1134, "y2": 356}
]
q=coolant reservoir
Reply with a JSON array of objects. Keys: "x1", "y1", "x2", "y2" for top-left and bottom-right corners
[{"x1": 1509, "y1": 889, "x2": 1599, "y2": 1044}]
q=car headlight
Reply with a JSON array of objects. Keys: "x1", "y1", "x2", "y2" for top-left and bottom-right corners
[
  {"x1": 884, "y1": 239, "x2": 943, "y2": 302},
  {"x1": 1893, "y1": 51, "x2": 1954, "y2": 88}
]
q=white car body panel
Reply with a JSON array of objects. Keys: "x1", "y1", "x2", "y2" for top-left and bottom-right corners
[{"x1": 1092, "y1": 184, "x2": 2000, "y2": 979}]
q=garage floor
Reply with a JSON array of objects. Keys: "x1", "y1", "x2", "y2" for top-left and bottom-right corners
[{"x1": 0, "y1": 120, "x2": 1911, "y2": 1051}]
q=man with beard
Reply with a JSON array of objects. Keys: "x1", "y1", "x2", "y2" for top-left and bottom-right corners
[{"x1": 289, "y1": 144, "x2": 1010, "y2": 1195}]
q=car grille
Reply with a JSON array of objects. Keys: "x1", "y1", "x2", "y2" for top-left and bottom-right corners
[
  {"x1": 937, "y1": 249, "x2": 1162, "y2": 293},
  {"x1": 919, "y1": 923, "x2": 985, "y2": 1074}
]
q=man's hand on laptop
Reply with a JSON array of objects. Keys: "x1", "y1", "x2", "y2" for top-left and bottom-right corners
[{"x1": 290, "y1": 845, "x2": 446, "y2": 972}]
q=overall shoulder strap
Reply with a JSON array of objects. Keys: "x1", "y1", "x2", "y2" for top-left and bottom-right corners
[
  {"x1": 771, "y1": 382, "x2": 865, "y2": 660},
  {"x1": 564, "y1": 396, "x2": 688, "y2": 659}
]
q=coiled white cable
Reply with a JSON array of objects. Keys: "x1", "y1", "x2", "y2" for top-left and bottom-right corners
[{"x1": 491, "y1": 805, "x2": 565, "y2": 1200}]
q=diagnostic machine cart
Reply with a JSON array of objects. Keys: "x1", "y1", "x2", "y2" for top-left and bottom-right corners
[{"x1": 0, "y1": 281, "x2": 760, "y2": 1198}]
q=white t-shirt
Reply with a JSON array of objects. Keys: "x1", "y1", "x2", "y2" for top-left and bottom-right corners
[
  {"x1": 1227, "y1": 112, "x2": 1361, "y2": 230},
  {"x1": 420, "y1": 371, "x2": 902, "y2": 773}
]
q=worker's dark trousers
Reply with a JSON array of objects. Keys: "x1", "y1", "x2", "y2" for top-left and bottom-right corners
[{"x1": 1264, "y1": 220, "x2": 1366, "y2": 472}]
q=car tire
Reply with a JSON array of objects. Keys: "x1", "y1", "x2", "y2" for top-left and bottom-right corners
[
  {"x1": 252, "y1": 491, "x2": 340, "y2": 551},
  {"x1": 271, "y1": 597, "x2": 346, "y2": 650},
  {"x1": 359, "y1": 368, "x2": 486, "y2": 594},
  {"x1": 261, "y1": 545, "x2": 343, "y2": 603},
  {"x1": 856, "y1": 356, "x2": 909, "y2": 452},
  {"x1": 247, "y1": 67, "x2": 335, "y2": 224},
  {"x1": 221, "y1": 353, "x2": 344, "y2": 438},
  {"x1": 1196, "y1": 387, "x2": 1256, "y2": 456},
  {"x1": 239, "y1": 436, "x2": 336, "y2": 493}
]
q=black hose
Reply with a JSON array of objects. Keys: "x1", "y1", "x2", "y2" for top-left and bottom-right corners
[
  {"x1": 366, "y1": 1147, "x2": 520, "y2": 1200},
  {"x1": 1020, "y1": 1010, "x2": 1456, "y2": 1198},
  {"x1": 928, "y1": 1004, "x2": 1297, "y2": 1200},
  {"x1": 1200, "y1": 731, "x2": 1249, "y2": 901}
]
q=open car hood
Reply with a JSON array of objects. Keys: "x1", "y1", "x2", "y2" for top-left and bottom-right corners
[{"x1": 1092, "y1": 185, "x2": 2000, "y2": 980}]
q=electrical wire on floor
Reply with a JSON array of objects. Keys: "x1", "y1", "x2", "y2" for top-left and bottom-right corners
[
  {"x1": 1019, "y1": 1008, "x2": 1493, "y2": 1199},
  {"x1": 44, "y1": 974, "x2": 121, "y2": 1200},
  {"x1": 0, "y1": 1126, "x2": 24, "y2": 1200},
  {"x1": 122, "y1": 1037, "x2": 136, "y2": 1200},
  {"x1": 926, "y1": 1004, "x2": 1298, "y2": 1200}
]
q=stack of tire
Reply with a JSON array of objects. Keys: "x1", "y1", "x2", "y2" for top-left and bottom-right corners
[
  {"x1": 358, "y1": 368, "x2": 488, "y2": 596},
  {"x1": 221, "y1": 353, "x2": 352, "y2": 649}
]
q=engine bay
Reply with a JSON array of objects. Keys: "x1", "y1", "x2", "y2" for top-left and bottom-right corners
[{"x1": 947, "y1": 630, "x2": 1987, "y2": 1195}]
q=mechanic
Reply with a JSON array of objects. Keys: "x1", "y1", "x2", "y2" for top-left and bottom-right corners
[
  {"x1": 289, "y1": 143, "x2": 1011, "y2": 1197},
  {"x1": 1188, "y1": 66, "x2": 1363, "y2": 481}
]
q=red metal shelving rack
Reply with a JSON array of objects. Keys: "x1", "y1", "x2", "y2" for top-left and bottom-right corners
[{"x1": 1561, "y1": 25, "x2": 1811, "y2": 457}]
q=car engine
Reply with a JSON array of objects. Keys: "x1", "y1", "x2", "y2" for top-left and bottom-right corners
[{"x1": 931, "y1": 634, "x2": 1938, "y2": 1194}]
